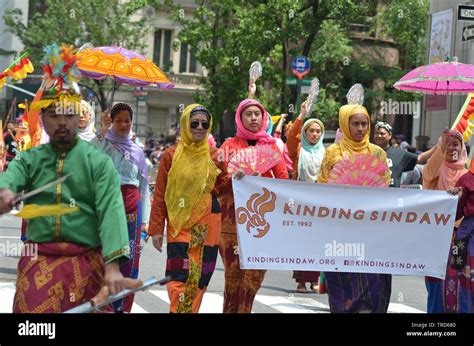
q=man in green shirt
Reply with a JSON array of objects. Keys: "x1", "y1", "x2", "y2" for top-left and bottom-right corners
[{"x1": 0, "y1": 97, "x2": 132, "y2": 313}]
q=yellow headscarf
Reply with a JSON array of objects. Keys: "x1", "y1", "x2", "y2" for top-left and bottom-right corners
[
  {"x1": 164, "y1": 104, "x2": 221, "y2": 238},
  {"x1": 338, "y1": 104, "x2": 372, "y2": 155}
]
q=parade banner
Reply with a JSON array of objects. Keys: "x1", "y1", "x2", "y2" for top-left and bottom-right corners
[{"x1": 233, "y1": 176, "x2": 458, "y2": 279}]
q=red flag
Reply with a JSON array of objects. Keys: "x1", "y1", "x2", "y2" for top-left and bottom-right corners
[
  {"x1": 451, "y1": 93, "x2": 474, "y2": 142},
  {"x1": 29, "y1": 83, "x2": 45, "y2": 147}
]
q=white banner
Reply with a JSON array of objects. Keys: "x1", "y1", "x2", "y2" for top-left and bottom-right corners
[{"x1": 233, "y1": 176, "x2": 458, "y2": 279}]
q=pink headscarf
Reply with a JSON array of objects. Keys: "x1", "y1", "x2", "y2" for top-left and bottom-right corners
[
  {"x1": 438, "y1": 130, "x2": 468, "y2": 190},
  {"x1": 235, "y1": 99, "x2": 275, "y2": 145}
]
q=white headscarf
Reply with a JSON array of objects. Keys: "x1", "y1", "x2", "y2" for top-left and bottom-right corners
[
  {"x1": 298, "y1": 118, "x2": 325, "y2": 182},
  {"x1": 77, "y1": 100, "x2": 96, "y2": 141}
]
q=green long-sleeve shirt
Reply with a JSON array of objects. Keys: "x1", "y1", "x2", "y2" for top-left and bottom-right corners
[{"x1": 0, "y1": 139, "x2": 129, "y2": 264}]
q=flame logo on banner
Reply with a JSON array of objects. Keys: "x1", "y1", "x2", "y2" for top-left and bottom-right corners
[{"x1": 236, "y1": 188, "x2": 276, "y2": 238}]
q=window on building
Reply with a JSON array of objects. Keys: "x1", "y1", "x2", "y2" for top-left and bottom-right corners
[
  {"x1": 349, "y1": 0, "x2": 378, "y2": 37},
  {"x1": 148, "y1": 106, "x2": 171, "y2": 136},
  {"x1": 179, "y1": 43, "x2": 197, "y2": 73},
  {"x1": 153, "y1": 29, "x2": 173, "y2": 71}
]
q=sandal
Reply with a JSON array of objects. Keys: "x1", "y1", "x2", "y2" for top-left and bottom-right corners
[{"x1": 296, "y1": 283, "x2": 308, "y2": 293}]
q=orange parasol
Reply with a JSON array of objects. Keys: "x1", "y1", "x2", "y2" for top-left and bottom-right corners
[{"x1": 76, "y1": 46, "x2": 174, "y2": 89}]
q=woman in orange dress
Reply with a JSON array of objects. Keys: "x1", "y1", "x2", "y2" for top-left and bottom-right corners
[
  {"x1": 219, "y1": 98, "x2": 289, "y2": 313},
  {"x1": 148, "y1": 104, "x2": 228, "y2": 313}
]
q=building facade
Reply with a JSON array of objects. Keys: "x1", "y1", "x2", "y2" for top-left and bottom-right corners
[
  {"x1": 423, "y1": 0, "x2": 474, "y2": 147},
  {"x1": 0, "y1": 0, "x2": 29, "y2": 118},
  {"x1": 0, "y1": 0, "x2": 204, "y2": 143},
  {"x1": 113, "y1": 0, "x2": 204, "y2": 142}
]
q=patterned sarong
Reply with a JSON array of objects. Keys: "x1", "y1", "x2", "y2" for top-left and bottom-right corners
[
  {"x1": 13, "y1": 242, "x2": 104, "y2": 313},
  {"x1": 426, "y1": 217, "x2": 474, "y2": 313},
  {"x1": 166, "y1": 197, "x2": 221, "y2": 313},
  {"x1": 111, "y1": 185, "x2": 141, "y2": 313}
]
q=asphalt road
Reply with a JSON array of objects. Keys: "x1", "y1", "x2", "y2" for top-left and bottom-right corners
[{"x1": 0, "y1": 211, "x2": 428, "y2": 313}]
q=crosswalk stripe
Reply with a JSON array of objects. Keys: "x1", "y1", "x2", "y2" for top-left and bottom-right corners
[
  {"x1": 148, "y1": 290, "x2": 170, "y2": 304},
  {"x1": 388, "y1": 303, "x2": 425, "y2": 313},
  {"x1": 131, "y1": 303, "x2": 148, "y2": 313},
  {"x1": 254, "y1": 295, "x2": 317, "y2": 313},
  {"x1": 199, "y1": 293, "x2": 224, "y2": 313},
  {"x1": 0, "y1": 283, "x2": 152, "y2": 314},
  {"x1": 149, "y1": 290, "x2": 224, "y2": 313},
  {"x1": 0, "y1": 282, "x2": 426, "y2": 313},
  {"x1": 0, "y1": 283, "x2": 15, "y2": 313},
  {"x1": 285, "y1": 295, "x2": 331, "y2": 313}
]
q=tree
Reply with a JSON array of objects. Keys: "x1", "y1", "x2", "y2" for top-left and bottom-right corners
[
  {"x1": 376, "y1": 0, "x2": 429, "y2": 106},
  {"x1": 378, "y1": 0, "x2": 429, "y2": 71},
  {"x1": 162, "y1": 0, "x2": 430, "y2": 136},
  {"x1": 162, "y1": 1, "x2": 376, "y2": 129},
  {"x1": 3, "y1": 0, "x2": 155, "y2": 110},
  {"x1": 342, "y1": 0, "x2": 430, "y2": 121}
]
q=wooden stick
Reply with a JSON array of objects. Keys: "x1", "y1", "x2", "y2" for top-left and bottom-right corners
[{"x1": 3, "y1": 97, "x2": 17, "y2": 132}]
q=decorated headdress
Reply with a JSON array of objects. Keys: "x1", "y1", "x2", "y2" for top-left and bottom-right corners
[{"x1": 31, "y1": 43, "x2": 82, "y2": 111}]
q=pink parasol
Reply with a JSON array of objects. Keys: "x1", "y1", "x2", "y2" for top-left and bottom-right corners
[{"x1": 393, "y1": 58, "x2": 474, "y2": 95}]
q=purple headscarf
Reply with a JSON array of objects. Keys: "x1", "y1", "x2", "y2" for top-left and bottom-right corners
[{"x1": 105, "y1": 128, "x2": 147, "y2": 179}]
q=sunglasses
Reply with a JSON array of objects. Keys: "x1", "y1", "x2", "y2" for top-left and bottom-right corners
[{"x1": 190, "y1": 121, "x2": 210, "y2": 129}]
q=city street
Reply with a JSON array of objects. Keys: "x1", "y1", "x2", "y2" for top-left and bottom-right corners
[{"x1": 0, "y1": 212, "x2": 427, "y2": 314}]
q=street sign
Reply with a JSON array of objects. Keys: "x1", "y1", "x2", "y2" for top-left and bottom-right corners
[
  {"x1": 86, "y1": 90, "x2": 95, "y2": 101},
  {"x1": 458, "y1": 4, "x2": 474, "y2": 21},
  {"x1": 301, "y1": 86, "x2": 310, "y2": 94},
  {"x1": 290, "y1": 56, "x2": 310, "y2": 79},
  {"x1": 463, "y1": 25, "x2": 474, "y2": 41},
  {"x1": 285, "y1": 78, "x2": 312, "y2": 86}
]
